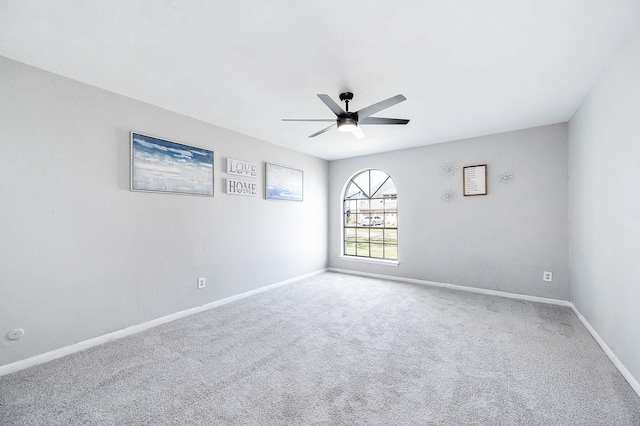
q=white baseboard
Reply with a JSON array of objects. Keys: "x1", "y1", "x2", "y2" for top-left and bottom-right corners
[
  {"x1": 568, "y1": 304, "x2": 640, "y2": 397},
  {"x1": 0, "y1": 268, "x2": 327, "y2": 377},
  {"x1": 328, "y1": 267, "x2": 640, "y2": 398},
  {"x1": 328, "y1": 268, "x2": 572, "y2": 306}
]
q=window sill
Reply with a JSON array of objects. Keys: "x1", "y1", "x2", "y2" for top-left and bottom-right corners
[{"x1": 338, "y1": 256, "x2": 399, "y2": 266}]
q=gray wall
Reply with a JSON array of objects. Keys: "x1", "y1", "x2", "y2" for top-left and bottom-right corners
[
  {"x1": 0, "y1": 57, "x2": 328, "y2": 367},
  {"x1": 329, "y1": 124, "x2": 570, "y2": 300},
  {"x1": 568, "y1": 25, "x2": 640, "y2": 383}
]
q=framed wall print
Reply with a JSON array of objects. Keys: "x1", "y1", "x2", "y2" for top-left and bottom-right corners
[
  {"x1": 130, "y1": 132, "x2": 214, "y2": 196},
  {"x1": 265, "y1": 162, "x2": 303, "y2": 201},
  {"x1": 463, "y1": 164, "x2": 487, "y2": 196}
]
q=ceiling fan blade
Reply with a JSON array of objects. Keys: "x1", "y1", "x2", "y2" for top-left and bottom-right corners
[
  {"x1": 351, "y1": 126, "x2": 365, "y2": 139},
  {"x1": 309, "y1": 123, "x2": 336, "y2": 138},
  {"x1": 317, "y1": 94, "x2": 346, "y2": 116},
  {"x1": 355, "y1": 94, "x2": 406, "y2": 120},
  {"x1": 282, "y1": 118, "x2": 336, "y2": 122},
  {"x1": 359, "y1": 117, "x2": 410, "y2": 125}
]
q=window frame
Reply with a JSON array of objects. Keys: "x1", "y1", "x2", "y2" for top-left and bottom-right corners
[{"x1": 340, "y1": 169, "x2": 399, "y2": 266}]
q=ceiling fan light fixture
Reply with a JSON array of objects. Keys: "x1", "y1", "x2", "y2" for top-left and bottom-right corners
[
  {"x1": 338, "y1": 117, "x2": 358, "y2": 132},
  {"x1": 282, "y1": 92, "x2": 408, "y2": 138}
]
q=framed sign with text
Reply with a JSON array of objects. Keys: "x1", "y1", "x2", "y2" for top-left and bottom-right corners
[{"x1": 463, "y1": 164, "x2": 487, "y2": 196}]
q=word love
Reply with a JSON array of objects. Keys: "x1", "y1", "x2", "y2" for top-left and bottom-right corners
[{"x1": 227, "y1": 158, "x2": 257, "y2": 177}]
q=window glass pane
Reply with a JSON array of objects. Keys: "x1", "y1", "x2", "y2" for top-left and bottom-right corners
[
  {"x1": 345, "y1": 242, "x2": 356, "y2": 256},
  {"x1": 384, "y1": 197, "x2": 397, "y2": 212},
  {"x1": 384, "y1": 229, "x2": 398, "y2": 244},
  {"x1": 385, "y1": 212, "x2": 397, "y2": 228},
  {"x1": 370, "y1": 228, "x2": 384, "y2": 243},
  {"x1": 372, "y1": 177, "x2": 397, "y2": 198},
  {"x1": 353, "y1": 171, "x2": 370, "y2": 198},
  {"x1": 353, "y1": 213, "x2": 363, "y2": 227},
  {"x1": 344, "y1": 200, "x2": 357, "y2": 226},
  {"x1": 384, "y1": 245, "x2": 398, "y2": 260},
  {"x1": 345, "y1": 182, "x2": 366, "y2": 199},
  {"x1": 345, "y1": 228, "x2": 357, "y2": 242},
  {"x1": 356, "y1": 200, "x2": 370, "y2": 226},
  {"x1": 370, "y1": 170, "x2": 388, "y2": 197},
  {"x1": 370, "y1": 244, "x2": 385, "y2": 258},
  {"x1": 370, "y1": 198, "x2": 384, "y2": 215},
  {"x1": 356, "y1": 243, "x2": 370, "y2": 257},
  {"x1": 356, "y1": 228, "x2": 370, "y2": 242}
]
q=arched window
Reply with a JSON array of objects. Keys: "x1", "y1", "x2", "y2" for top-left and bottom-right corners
[{"x1": 343, "y1": 169, "x2": 397, "y2": 260}]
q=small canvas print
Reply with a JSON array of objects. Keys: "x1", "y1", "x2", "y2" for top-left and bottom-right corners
[
  {"x1": 266, "y1": 163, "x2": 303, "y2": 201},
  {"x1": 131, "y1": 133, "x2": 214, "y2": 196}
]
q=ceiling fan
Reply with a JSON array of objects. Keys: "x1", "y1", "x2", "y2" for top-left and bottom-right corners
[{"x1": 282, "y1": 92, "x2": 409, "y2": 139}]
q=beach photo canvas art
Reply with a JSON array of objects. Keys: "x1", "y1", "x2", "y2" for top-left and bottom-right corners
[
  {"x1": 265, "y1": 163, "x2": 303, "y2": 201},
  {"x1": 130, "y1": 133, "x2": 214, "y2": 196}
]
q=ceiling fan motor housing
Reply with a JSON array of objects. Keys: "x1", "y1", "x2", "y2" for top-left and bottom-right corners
[{"x1": 339, "y1": 92, "x2": 354, "y2": 102}]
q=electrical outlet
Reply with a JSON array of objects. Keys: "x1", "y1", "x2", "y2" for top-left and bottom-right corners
[
  {"x1": 198, "y1": 277, "x2": 205, "y2": 289},
  {"x1": 543, "y1": 271, "x2": 553, "y2": 282}
]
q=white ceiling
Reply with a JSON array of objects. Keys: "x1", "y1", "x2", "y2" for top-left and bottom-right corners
[{"x1": 1, "y1": 1, "x2": 639, "y2": 160}]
